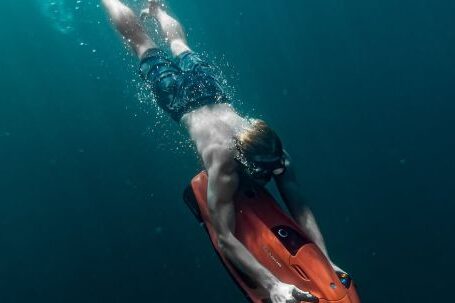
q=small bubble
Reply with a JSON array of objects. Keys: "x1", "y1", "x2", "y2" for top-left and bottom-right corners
[{"x1": 92, "y1": 49, "x2": 97, "y2": 53}]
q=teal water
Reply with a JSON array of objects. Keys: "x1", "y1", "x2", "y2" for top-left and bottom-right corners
[{"x1": 1, "y1": 1, "x2": 454, "y2": 302}]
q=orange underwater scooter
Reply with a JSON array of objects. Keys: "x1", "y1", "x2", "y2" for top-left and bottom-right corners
[{"x1": 184, "y1": 172, "x2": 361, "y2": 303}]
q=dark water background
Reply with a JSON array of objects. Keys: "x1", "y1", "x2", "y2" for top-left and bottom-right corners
[{"x1": 1, "y1": 0, "x2": 454, "y2": 302}]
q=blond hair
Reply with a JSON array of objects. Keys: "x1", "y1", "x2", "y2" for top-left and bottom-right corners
[{"x1": 235, "y1": 120, "x2": 283, "y2": 159}]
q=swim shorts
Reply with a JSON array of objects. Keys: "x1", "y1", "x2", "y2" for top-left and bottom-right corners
[{"x1": 139, "y1": 49, "x2": 230, "y2": 121}]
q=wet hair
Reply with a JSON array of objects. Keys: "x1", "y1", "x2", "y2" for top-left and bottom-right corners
[{"x1": 235, "y1": 119, "x2": 283, "y2": 161}]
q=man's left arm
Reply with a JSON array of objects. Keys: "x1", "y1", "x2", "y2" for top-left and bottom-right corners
[
  {"x1": 274, "y1": 152, "x2": 331, "y2": 260},
  {"x1": 275, "y1": 152, "x2": 350, "y2": 277}
]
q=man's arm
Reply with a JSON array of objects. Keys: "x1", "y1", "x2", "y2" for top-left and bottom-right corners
[
  {"x1": 274, "y1": 152, "x2": 330, "y2": 259},
  {"x1": 204, "y1": 147, "x2": 316, "y2": 303},
  {"x1": 206, "y1": 148, "x2": 278, "y2": 292}
]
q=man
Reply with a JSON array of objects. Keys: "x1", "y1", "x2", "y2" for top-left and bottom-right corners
[{"x1": 101, "y1": 1, "x2": 345, "y2": 302}]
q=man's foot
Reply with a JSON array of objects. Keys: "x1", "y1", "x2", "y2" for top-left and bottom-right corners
[{"x1": 140, "y1": 0, "x2": 165, "y2": 20}]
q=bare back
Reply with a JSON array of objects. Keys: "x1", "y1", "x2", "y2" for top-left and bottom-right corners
[{"x1": 182, "y1": 103, "x2": 250, "y2": 166}]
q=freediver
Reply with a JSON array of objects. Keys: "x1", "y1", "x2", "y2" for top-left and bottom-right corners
[{"x1": 101, "y1": 1, "x2": 347, "y2": 302}]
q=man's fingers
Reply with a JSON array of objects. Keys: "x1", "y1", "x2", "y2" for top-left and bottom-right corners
[
  {"x1": 292, "y1": 288, "x2": 319, "y2": 302},
  {"x1": 273, "y1": 294, "x2": 286, "y2": 303}
]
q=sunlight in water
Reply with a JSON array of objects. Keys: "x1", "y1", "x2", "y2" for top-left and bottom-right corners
[{"x1": 39, "y1": 0, "x2": 75, "y2": 34}]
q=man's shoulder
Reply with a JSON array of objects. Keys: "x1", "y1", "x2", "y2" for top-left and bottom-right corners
[
  {"x1": 203, "y1": 143, "x2": 237, "y2": 171},
  {"x1": 203, "y1": 142, "x2": 233, "y2": 160}
]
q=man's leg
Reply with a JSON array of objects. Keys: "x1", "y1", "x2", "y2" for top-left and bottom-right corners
[
  {"x1": 102, "y1": 0, "x2": 157, "y2": 59},
  {"x1": 143, "y1": 0, "x2": 191, "y2": 57}
]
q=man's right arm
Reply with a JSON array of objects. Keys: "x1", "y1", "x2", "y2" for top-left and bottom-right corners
[{"x1": 206, "y1": 154, "x2": 278, "y2": 293}]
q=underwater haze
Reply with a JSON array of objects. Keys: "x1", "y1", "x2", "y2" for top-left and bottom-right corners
[{"x1": 1, "y1": 0, "x2": 454, "y2": 302}]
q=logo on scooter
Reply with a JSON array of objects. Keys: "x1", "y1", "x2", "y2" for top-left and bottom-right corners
[{"x1": 262, "y1": 245, "x2": 282, "y2": 268}]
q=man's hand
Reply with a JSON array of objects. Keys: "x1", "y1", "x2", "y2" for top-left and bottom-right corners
[{"x1": 269, "y1": 282, "x2": 318, "y2": 303}]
